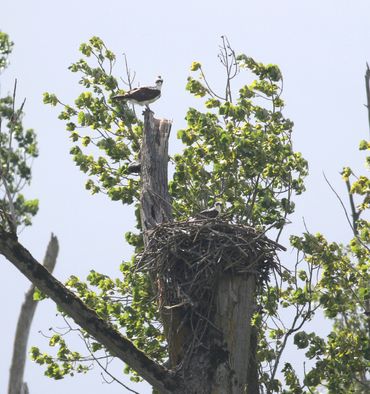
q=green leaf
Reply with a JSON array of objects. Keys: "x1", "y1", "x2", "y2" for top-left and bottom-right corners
[
  {"x1": 81, "y1": 136, "x2": 91, "y2": 147},
  {"x1": 190, "y1": 61, "x2": 201, "y2": 71},
  {"x1": 33, "y1": 288, "x2": 48, "y2": 301},
  {"x1": 294, "y1": 332, "x2": 309, "y2": 349},
  {"x1": 359, "y1": 139, "x2": 369, "y2": 150}
]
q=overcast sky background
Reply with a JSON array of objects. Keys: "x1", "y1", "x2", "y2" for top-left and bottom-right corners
[{"x1": 1, "y1": 1, "x2": 370, "y2": 393}]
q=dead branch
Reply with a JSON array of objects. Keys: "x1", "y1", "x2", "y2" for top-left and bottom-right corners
[{"x1": 8, "y1": 233, "x2": 59, "y2": 394}]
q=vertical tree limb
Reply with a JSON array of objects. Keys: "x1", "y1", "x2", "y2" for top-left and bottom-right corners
[
  {"x1": 365, "y1": 63, "x2": 370, "y2": 138},
  {"x1": 364, "y1": 63, "x2": 370, "y2": 341},
  {"x1": 344, "y1": 179, "x2": 359, "y2": 235},
  {"x1": 8, "y1": 233, "x2": 59, "y2": 394}
]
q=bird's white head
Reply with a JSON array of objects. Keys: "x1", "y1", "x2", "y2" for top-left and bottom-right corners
[
  {"x1": 214, "y1": 202, "x2": 222, "y2": 213},
  {"x1": 155, "y1": 76, "x2": 163, "y2": 90}
]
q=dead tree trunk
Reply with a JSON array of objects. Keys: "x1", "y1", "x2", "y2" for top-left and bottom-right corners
[
  {"x1": 213, "y1": 274, "x2": 259, "y2": 394},
  {"x1": 8, "y1": 234, "x2": 59, "y2": 394},
  {"x1": 139, "y1": 110, "x2": 261, "y2": 393},
  {"x1": 140, "y1": 109, "x2": 172, "y2": 232},
  {"x1": 172, "y1": 266, "x2": 259, "y2": 394},
  {"x1": 139, "y1": 109, "x2": 181, "y2": 368}
]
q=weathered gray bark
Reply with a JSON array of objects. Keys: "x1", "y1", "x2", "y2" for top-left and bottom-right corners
[
  {"x1": 140, "y1": 109, "x2": 172, "y2": 233},
  {"x1": 0, "y1": 230, "x2": 180, "y2": 394},
  {"x1": 8, "y1": 234, "x2": 59, "y2": 394},
  {"x1": 213, "y1": 274, "x2": 259, "y2": 394},
  {"x1": 139, "y1": 110, "x2": 180, "y2": 368},
  {"x1": 173, "y1": 273, "x2": 259, "y2": 394}
]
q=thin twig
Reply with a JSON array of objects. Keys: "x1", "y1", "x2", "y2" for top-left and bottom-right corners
[
  {"x1": 81, "y1": 335, "x2": 140, "y2": 394},
  {"x1": 364, "y1": 63, "x2": 370, "y2": 139},
  {"x1": 344, "y1": 178, "x2": 359, "y2": 236},
  {"x1": 0, "y1": 172, "x2": 17, "y2": 231},
  {"x1": 323, "y1": 172, "x2": 356, "y2": 234}
]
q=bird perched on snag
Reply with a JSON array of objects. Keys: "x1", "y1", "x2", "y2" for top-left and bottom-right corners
[
  {"x1": 195, "y1": 202, "x2": 222, "y2": 219},
  {"x1": 112, "y1": 76, "x2": 163, "y2": 109}
]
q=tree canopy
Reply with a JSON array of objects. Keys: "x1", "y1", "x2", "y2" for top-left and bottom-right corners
[{"x1": 2, "y1": 33, "x2": 370, "y2": 393}]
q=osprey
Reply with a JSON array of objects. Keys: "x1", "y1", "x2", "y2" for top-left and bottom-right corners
[
  {"x1": 196, "y1": 202, "x2": 222, "y2": 219},
  {"x1": 112, "y1": 76, "x2": 163, "y2": 108}
]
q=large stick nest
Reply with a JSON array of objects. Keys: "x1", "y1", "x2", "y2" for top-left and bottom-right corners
[{"x1": 138, "y1": 219, "x2": 284, "y2": 312}]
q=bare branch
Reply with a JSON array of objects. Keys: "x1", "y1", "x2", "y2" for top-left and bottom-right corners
[
  {"x1": 82, "y1": 336, "x2": 140, "y2": 394},
  {"x1": 344, "y1": 178, "x2": 360, "y2": 236},
  {"x1": 364, "y1": 63, "x2": 370, "y2": 138},
  {"x1": 0, "y1": 172, "x2": 17, "y2": 231},
  {"x1": 323, "y1": 172, "x2": 356, "y2": 235},
  {"x1": 8, "y1": 234, "x2": 59, "y2": 394}
]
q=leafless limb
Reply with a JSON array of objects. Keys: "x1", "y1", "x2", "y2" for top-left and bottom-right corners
[
  {"x1": 344, "y1": 178, "x2": 360, "y2": 235},
  {"x1": 198, "y1": 67, "x2": 224, "y2": 101},
  {"x1": 8, "y1": 234, "x2": 59, "y2": 394},
  {"x1": 364, "y1": 63, "x2": 370, "y2": 139},
  {"x1": 81, "y1": 335, "x2": 140, "y2": 394},
  {"x1": 218, "y1": 36, "x2": 239, "y2": 102},
  {"x1": 122, "y1": 53, "x2": 136, "y2": 91},
  {"x1": 323, "y1": 172, "x2": 357, "y2": 235},
  {"x1": 120, "y1": 53, "x2": 137, "y2": 117},
  {"x1": 193, "y1": 36, "x2": 240, "y2": 103},
  {"x1": 0, "y1": 172, "x2": 17, "y2": 231}
]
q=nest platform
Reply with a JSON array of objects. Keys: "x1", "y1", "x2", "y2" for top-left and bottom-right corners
[{"x1": 138, "y1": 219, "x2": 284, "y2": 311}]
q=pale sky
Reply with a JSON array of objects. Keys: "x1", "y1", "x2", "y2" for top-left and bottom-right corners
[{"x1": 1, "y1": 1, "x2": 370, "y2": 393}]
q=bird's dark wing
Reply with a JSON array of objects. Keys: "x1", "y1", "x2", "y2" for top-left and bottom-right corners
[
  {"x1": 197, "y1": 208, "x2": 218, "y2": 219},
  {"x1": 121, "y1": 87, "x2": 161, "y2": 101},
  {"x1": 112, "y1": 87, "x2": 140, "y2": 100}
]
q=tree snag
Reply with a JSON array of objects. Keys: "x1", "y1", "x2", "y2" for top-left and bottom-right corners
[{"x1": 8, "y1": 234, "x2": 59, "y2": 394}]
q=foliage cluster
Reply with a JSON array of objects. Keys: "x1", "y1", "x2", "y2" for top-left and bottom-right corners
[
  {"x1": 40, "y1": 37, "x2": 312, "y2": 390},
  {"x1": 172, "y1": 53, "x2": 307, "y2": 228},
  {"x1": 0, "y1": 31, "x2": 38, "y2": 232},
  {"x1": 3, "y1": 33, "x2": 369, "y2": 392}
]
